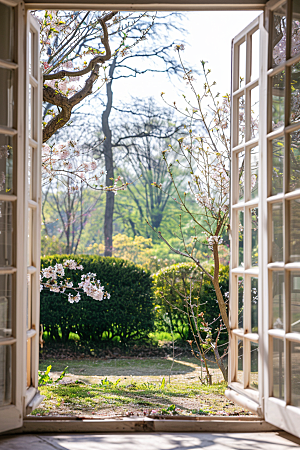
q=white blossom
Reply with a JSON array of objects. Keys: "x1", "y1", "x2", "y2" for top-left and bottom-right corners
[
  {"x1": 207, "y1": 235, "x2": 223, "y2": 251},
  {"x1": 41, "y1": 259, "x2": 110, "y2": 304}
]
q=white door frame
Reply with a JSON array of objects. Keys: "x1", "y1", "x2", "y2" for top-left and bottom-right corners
[
  {"x1": 263, "y1": 0, "x2": 300, "y2": 437},
  {"x1": 0, "y1": 0, "x2": 26, "y2": 433},
  {"x1": 2, "y1": 0, "x2": 300, "y2": 439},
  {"x1": 228, "y1": 0, "x2": 300, "y2": 438}
]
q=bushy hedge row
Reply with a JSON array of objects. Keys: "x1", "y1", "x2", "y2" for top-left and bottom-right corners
[
  {"x1": 153, "y1": 262, "x2": 229, "y2": 345},
  {"x1": 40, "y1": 255, "x2": 154, "y2": 343}
]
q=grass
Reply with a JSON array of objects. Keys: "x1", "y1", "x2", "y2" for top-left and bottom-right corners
[
  {"x1": 42, "y1": 329, "x2": 186, "y2": 344},
  {"x1": 32, "y1": 357, "x2": 253, "y2": 418},
  {"x1": 148, "y1": 331, "x2": 183, "y2": 343}
]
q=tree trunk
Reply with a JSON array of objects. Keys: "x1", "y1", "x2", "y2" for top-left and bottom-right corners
[
  {"x1": 102, "y1": 58, "x2": 117, "y2": 257},
  {"x1": 213, "y1": 343, "x2": 228, "y2": 382},
  {"x1": 212, "y1": 242, "x2": 230, "y2": 332}
]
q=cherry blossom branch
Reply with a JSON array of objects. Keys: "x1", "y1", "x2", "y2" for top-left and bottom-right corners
[
  {"x1": 43, "y1": 64, "x2": 102, "y2": 142},
  {"x1": 40, "y1": 259, "x2": 110, "y2": 303},
  {"x1": 43, "y1": 13, "x2": 117, "y2": 81}
]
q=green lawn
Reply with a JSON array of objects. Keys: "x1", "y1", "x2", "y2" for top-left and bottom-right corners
[{"x1": 31, "y1": 357, "x2": 253, "y2": 418}]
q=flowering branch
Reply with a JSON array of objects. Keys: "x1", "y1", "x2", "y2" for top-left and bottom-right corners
[
  {"x1": 40, "y1": 259, "x2": 110, "y2": 303},
  {"x1": 36, "y1": 10, "x2": 158, "y2": 143},
  {"x1": 42, "y1": 139, "x2": 129, "y2": 193}
]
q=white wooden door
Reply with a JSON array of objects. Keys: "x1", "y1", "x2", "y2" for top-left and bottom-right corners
[
  {"x1": 263, "y1": 0, "x2": 300, "y2": 437},
  {"x1": 227, "y1": 13, "x2": 265, "y2": 416},
  {"x1": 229, "y1": 0, "x2": 300, "y2": 438},
  {"x1": 0, "y1": 3, "x2": 42, "y2": 434}
]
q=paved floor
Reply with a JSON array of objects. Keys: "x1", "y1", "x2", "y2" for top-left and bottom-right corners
[{"x1": 0, "y1": 432, "x2": 300, "y2": 450}]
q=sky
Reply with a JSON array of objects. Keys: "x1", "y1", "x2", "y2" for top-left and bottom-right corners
[{"x1": 105, "y1": 10, "x2": 262, "y2": 110}]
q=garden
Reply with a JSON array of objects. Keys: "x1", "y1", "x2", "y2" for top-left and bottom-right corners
[
  {"x1": 32, "y1": 253, "x2": 256, "y2": 418},
  {"x1": 30, "y1": 9, "x2": 260, "y2": 419}
]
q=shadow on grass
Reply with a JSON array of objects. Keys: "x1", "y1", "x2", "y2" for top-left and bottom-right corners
[
  {"x1": 34, "y1": 380, "x2": 227, "y2": 417},
  {"x1": 39, "y1": 358, "x2": 200, "y2": 377}
]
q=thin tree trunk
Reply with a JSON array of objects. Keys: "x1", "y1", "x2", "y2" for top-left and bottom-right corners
[
  {"x1": 212, "y1": 242, "x2": 230, "y2": 332},
  {"x1": 213, "y1": 343, "x2": 228, "y2": 381},
  {"x1": 102, "y1": 58, "x2": 117, "y2": 257}
]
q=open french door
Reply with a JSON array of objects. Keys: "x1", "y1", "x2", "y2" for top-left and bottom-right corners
[
  {"x1": 0, "y1": 2, "x2": 42, "y2": 434},
  {"x1": 228, "y1": 0, "x2": 300, "y2": 438}
]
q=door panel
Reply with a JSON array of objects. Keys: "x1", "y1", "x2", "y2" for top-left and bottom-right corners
[
  {"x1": 263, "y1": 0, "x2": 300, "y2": 438},
  {"x1": 0, "y1": 0, "x2": 25, "y2": 433},
  {"x1": 229, "y1": 0, "x2": 300, "y2": 438},
  {"x1": 0, "y1": 4, "x2": 42, "y2": 434},
  {"x1": 25, "y1": 11, "x2": 43, "y2": 412},
  {"x1": 227, "y1": 13, "x2": 265, "y2": 416}
]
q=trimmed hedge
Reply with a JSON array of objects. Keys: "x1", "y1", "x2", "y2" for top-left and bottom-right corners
[
  {"x1": 40, "y1": 255, "x2": 154, "y2": 343},
  {"x1": 153, "y1": 262, "x2": 229, "y2": 345}
]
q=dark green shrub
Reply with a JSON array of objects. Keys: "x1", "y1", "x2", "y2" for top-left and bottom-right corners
[
  {"x1": 40, "y1": 255, "x2": 154, "y2": 344},
  {"x1": 153, "y1": 262, "x2": 229, "y2": 346}
]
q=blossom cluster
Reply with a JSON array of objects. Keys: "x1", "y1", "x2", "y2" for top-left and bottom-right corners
[
  {"x1": 42, "y1": 140, "x2": 102, "y2": 189},
  {"x1": 78, "y1": 273, "x2": 111, "y2": 301},
  {"x1": 35, "y1": 11, "x2": 107, "y2": 95},
  {"x1": 40, "y1": 259, "x2": 110, "y2": 303},
  {"x1": 189, "y1": 151, "x2": 230, "y2": 217},
  {"x1": 42, "y1": 140, "x2": 128, "y2": 193},
  {"x1": 206, "y1": 235, "x2": 223, "y2": 251}
]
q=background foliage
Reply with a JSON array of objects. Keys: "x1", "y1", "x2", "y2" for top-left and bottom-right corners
[{"x1": 153, "y1": 263, "x2": 229, "y2": 348}]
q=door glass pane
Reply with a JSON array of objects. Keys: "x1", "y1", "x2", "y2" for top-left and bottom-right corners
[
  {"x1": 0, "y1": 69, "x2": 14, "y2": 128},
  {"x1": 272, "y1": 3, "x2": 287, "y2": 67},
  {"x1": 0, "y1": 345, "x2": 11, "y2": 406},
  {"x1": 251, "y1": 207, "x2": 258, "y2": 267},
  {"x1": 271, "y1": 136, "x2": 284, "y2": 195},
  {"x1": 251, "y1": 277, "x2": 258, "y2": 333},
  {"x1": 251, "y1": 30, "x2": 260, "y2": 82},
  {"x1": 273, "y1": 338, "x2": 284, "y2": 400},
  {"x1": 250, "y1": 86, "x2": 259, "y2": 139},
  {"x1": 272, "y1": 271, "x2": 284, "y2": 329},
  {"x1": 238, "y1": 276, "x2": 244, "y2": 329},
  {"x1": 29, "y1": 31, "x2": 36, "y2": 80},
  {"x1": 250, "y1": 146, "x2": 259, "y2": 199},
  {"x1": 0, "y1": 135, "x2": 13, "y2": 195},
  {"x1": 238, "y1": 210, "x2": 244, "y2": 267},
  {"x1": 290, "y1": 63, "x2": 300, "y2": 123},
  {"x1": 291, "y1": 271, "x2": 300, "y2": 332},
  {"x1": 0, "y1": 201, "x2": 13, "y2": 266},
  {"x1": 291, "y1": 341, "x2": 300, "y2": 407},
  {"x1": 28, "y1": 207, "x2": 32, "y2": 267},
  {"x1": 26, "y1": 339, "x2": 32, "y2": 388},
  {"x1": 0, "y1": 4, "x2": 14, "y2": 62},
  {"x1": 272, "y1": 202, "x2": 283, "y2": 262},
  {"x1": 0, "y1": 274, "x2": 12, "y2": 339},
  {"x1": 290, "y1": 131, "x2": 300, "y2": 191},
  {"x1": 28, "y1": 85, "x2": 36, "y2": 140},
  {"x1": 291, "y1": 0, "x2": 300, "y2": 58},
  {"x1": 28, "y1": 146, "x2": 32, "y2": 199},
  {"x1": 250, "y1": 342, "x2": 259, "y2": 390},
  {"x1": 238, "y1": 151, "x2": 245, "y2": 202},
  {"x1": 28, "y1": 85, "x2": 32, "y2": 139},
  {"x1": 27, "y1": 274, "x2": 31, "y2": 331},
  {"x1": 237, "y1": 339, "x2": 243, "y2": 384},
  {"x1": 271, "y1": 71, "x2": 285, "y2": 130},
  {"x1": 290, "y1": 199, "x2": 300, "y2": 262},
  {"x1": 239, "y1": 95, "x2": 245, "y2": 144},
  {"x1": 239, "y1": 41, "x2": 246, "y2": 87}
]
